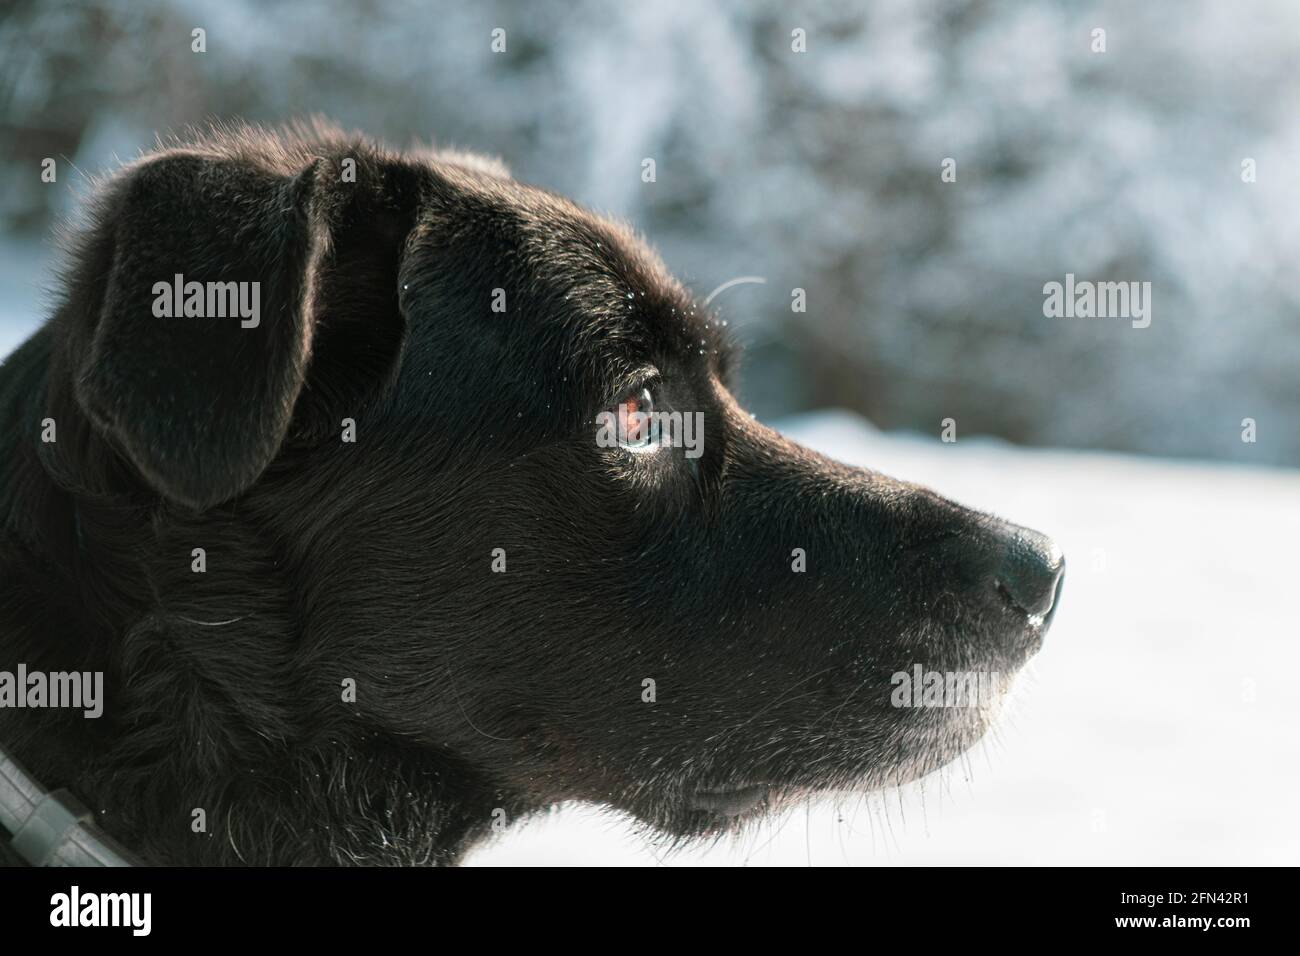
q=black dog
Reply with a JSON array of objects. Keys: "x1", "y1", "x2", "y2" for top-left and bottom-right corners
[{"x1": 0, "y1": 122, "x2": 1063, "y2": 866}]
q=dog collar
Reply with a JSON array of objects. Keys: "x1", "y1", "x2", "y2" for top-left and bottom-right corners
[{"x1": 0, "y1": 744, "x2": 138, "y2": 866}]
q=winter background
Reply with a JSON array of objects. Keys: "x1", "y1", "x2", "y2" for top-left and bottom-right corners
[{"x1": 1, "y1": 0, "x2": 1296, "y2": 865}]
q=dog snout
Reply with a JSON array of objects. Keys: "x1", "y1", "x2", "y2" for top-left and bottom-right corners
[{"x1": 992, "y1": 524, "x2": 1065, "y2": 621}]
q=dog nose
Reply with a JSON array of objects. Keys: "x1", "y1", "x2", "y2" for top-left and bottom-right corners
[{"x1": 994, "y1": 526, "x2": 1064, "y2": 620}]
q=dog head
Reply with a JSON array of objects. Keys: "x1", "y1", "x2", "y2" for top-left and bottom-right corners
[{"x1": 50, "y1": 122, "x2": 1063, "y2": 855}]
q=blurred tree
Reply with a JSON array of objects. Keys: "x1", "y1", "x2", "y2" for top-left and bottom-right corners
[{"x1": 2, "y1": 0, "x2": 1296, "y2": 464}]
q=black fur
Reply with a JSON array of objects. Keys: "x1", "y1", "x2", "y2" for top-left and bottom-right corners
[{"x1": 0, "y1": 121, "x2": 1061, "y2": 865}]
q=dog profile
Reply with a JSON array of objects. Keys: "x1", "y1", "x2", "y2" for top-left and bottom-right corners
[{"x1": 0, "y1": 121, "x2": 1063, "y2": 866}]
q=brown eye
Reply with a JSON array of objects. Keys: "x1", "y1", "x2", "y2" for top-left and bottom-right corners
[{"x1": 616, "y1": 387, "x2": 660, "y2": 451}]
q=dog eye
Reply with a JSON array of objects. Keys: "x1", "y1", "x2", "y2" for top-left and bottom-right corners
[{"x1": 616, "y1": 386, "x2": 661, "y2": 453}]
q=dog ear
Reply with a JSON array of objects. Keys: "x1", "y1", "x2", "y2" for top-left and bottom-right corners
[{"x1": 68, "y1": 149, "x2": 418, "y2": 509}]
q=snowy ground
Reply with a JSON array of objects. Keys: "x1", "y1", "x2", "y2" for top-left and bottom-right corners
[{"x1": 469, "y1": 412, "x2": 1300, "y2": 866}]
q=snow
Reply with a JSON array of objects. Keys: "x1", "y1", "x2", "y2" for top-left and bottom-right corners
[{"x1": 468, "y1": 411, "x2": 1300, "y2": 865}]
